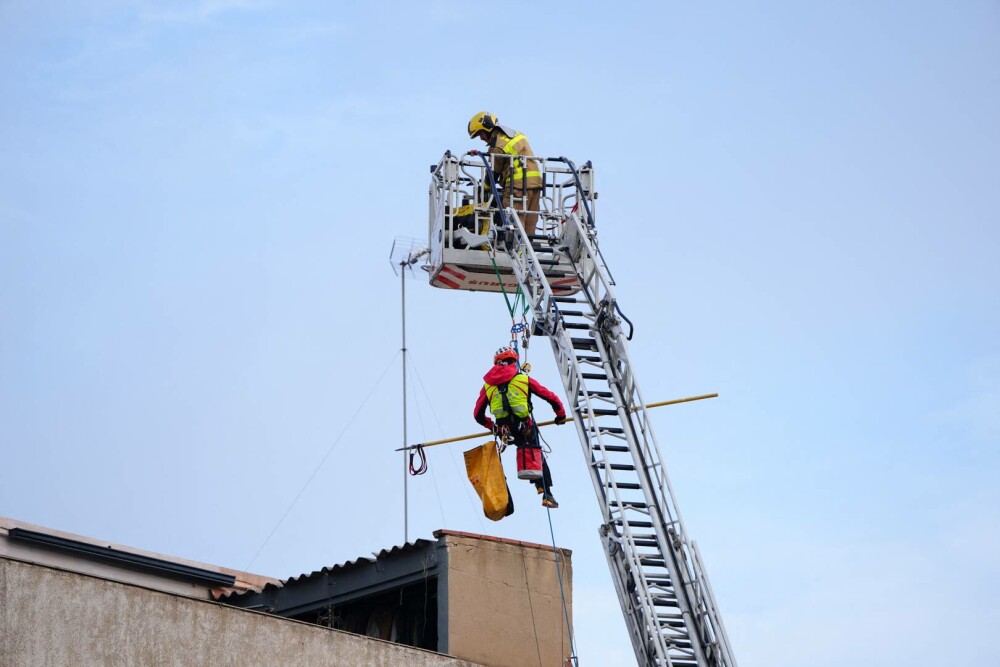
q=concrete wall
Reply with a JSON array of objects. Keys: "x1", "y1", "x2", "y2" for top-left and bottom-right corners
[
  {"x1": 0, "y1": 556, "x2": 480, "y2": 667},
  {"x1": 443, "y1": 533, "x2": 572, "y2": 667}
]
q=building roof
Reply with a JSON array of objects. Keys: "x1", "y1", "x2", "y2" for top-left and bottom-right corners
[
  {"x1": 217, "y1": 529, "x2": 571, "y2": 608},
  {"x1": 0, "y1": 515, "x2": 278, "y2": 598}
]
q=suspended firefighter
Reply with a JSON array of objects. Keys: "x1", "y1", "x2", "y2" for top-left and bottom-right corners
[{"x1": 473, "y1": 345, "x2": 566, "y2": 508}]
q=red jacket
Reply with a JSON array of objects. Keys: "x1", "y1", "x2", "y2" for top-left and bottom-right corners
[{"x1": 474, "y1": 364, "x2": 566, "y2": 431}]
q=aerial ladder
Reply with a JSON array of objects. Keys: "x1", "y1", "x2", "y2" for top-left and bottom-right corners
[{"x1": 427, "y1": 150, "x2": 738, "y2": 667}]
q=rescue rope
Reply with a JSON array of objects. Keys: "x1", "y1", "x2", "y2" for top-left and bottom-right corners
[
  {"x1": 518, "y1": 548, "x2": 545, "y2": 667},
  {"x1": 475, "y1": 148, "x2": 534, "y2": 363},
  {"x1": 545, "y1": 505, "x2": 578, "y2": 665}
]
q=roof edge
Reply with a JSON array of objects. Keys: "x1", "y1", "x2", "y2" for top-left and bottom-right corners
[{"x1": 433, "y1": 529, "x2": 571, "y2": 556}]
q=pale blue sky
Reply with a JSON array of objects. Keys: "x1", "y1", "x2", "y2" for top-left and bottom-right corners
[{"x1": 2, "y1": 2, "x2": 998, "y2": 665}]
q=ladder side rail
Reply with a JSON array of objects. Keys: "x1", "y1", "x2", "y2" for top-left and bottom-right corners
[
  {"x1": 591, "y1": 332, "x2": 709, "y2": 667},
  {"x1": 599, "y1": 528, "x2": 658, "y2": 666},
  {"x1": 562, "y1": 211, "x2": 735, "y2": 666},
  {"x1": 563, "y1": 210, "x2": 697, "y2": 539},
  {"x1": 600, "y1": 327, "x2": 736, "y2": 666},
  {"x1": 508, "y1": 204, "x2": 704, "y2": 664},
  {"x1": 474, "y1": 152, "x2": 713, "y2": 664},
  {"x1": 559, "y1": 253, "x2": 703, "y2": 663},
  {"x1": 430, "y1": 151, "x2": 735, "y2": 666},
  {"x1": 501, "y1": 209, "x2": 672, "y2": 590},
  {"x1": 691, "y1": 541, "x2": 737, "y2": 665},
  {"x1": 500, "y1": 209, "x2": 681, "y2": 667}
]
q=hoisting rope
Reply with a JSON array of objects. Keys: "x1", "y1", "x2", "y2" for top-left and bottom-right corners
[
  {"x1": 484, "y1": 205, "x2": 532, "y2": 365},
  {"x1": 471, "y1": 148, "x2": 535, "y2": 362},
  {"x1": 546, "y1": 503, "x2": 578, "y2": 666}
]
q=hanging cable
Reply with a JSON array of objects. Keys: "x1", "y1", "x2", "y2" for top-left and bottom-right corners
[
  {"x1": 405, "y1": 355, "x2": 446, "y2": 529},
  {"x1": 546, "y1": 508, "x2": 579, "y2": 666},
  {"x1": 519, "y1": 548, "x2": 545, "y2": 667},
  {"x1": 406, "y1": 352, "x2": 487, "y2": 534},
  {"x1": 245, "y1": 351, "x2": 400, "y2": 570}
]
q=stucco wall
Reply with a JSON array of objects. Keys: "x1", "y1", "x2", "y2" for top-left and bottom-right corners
[
  {"x1": 0, "y1": 556, "x2": 480, "y2": 667},
  {"x1": 443, "y1": 534, "x2": 572, "y2": 667}
]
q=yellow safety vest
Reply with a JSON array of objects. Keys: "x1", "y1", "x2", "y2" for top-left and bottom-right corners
[
  {"x1": 497, "y1": 133, "x2": 541, "y2": 186},
  {"x1": 485, "y1": 373, "x2": 531, "y2": 419}
]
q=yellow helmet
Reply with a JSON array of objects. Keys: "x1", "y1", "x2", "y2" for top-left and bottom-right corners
[{"x1": 468, "y1": 111, "x2": 498, "y2": 138}]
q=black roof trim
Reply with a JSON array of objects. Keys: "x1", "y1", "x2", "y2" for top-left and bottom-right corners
[{"x1": 7, "y1": 527, "x2": 236, "y2": 588}]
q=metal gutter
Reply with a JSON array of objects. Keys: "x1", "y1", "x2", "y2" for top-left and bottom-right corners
[{"x1": 7, "y1": 527, "x2": 236, "y2": 588}]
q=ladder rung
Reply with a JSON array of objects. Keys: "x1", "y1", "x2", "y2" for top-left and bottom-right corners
[
  {"x1": 580, "y1": 390, "x2": 613, "y2": 398},
  {"x1": 596, "y1": 462, "x2": 635, "y2": 471},
  {"x1": 614, "y1": 520, "x2": 652, "y2": 528},
  {"x1": 651, "y1": 596, "x2": 679, "y2": 606},
  {"x1": 564, "y1": 322, "x2": 589, "y2": 329},
  {"x1": 596, "y1": 426, "x2": 624, "y2": 434},
  {"x1": 646, "y1": 579, "x2": 675, "y2": 587},
  {"x1": 640, "y1": 558, "x2": 665, "y2": 567},
  {"x1": 582, "y1": 372, "x2": 607, "y2": 380},
  {"x1": 593, "y1": 444, "x2": 629, "y2": 452},
  {"x1": 571, "y1": 337, "x2": 596, "y2": 349},
  {"x1": 611, "y1": 501, "x2": 648, "y2": 509},
  {"x1": 590, "y1": 408, "x2": 618, "y2": 416},
  {"x1": 558, "y1": 309, "x2": 585, "y2": 317},
  {"x1": 656, "y1": 611, "x2": 684, "y2": 625},
  {"x1": 633, "y1": 540, "x2": 658, "y2": 547},
  {"x1": 552, "y1": 295, "x2": 582, "y2": 303},
  {"x1": 607, "y1": 482, "x2": 641, "y2": 490}
]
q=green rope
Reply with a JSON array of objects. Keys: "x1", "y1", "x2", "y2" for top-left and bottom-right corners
[{"x1": 488, "y1": 252, "x2": 517, "y2": 318}]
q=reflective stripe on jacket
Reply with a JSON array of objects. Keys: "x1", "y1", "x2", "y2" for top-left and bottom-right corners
[
  {"x1": 490, "y1": 128, "x2": 542, "y2": 190},
  {"x1": 485, "y1": 373, "x2": 531, "y2": 419}
]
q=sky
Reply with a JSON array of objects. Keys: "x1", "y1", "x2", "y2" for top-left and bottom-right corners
[{"x1": 1, "y1": 1, "x2": 998, "y2": 664}]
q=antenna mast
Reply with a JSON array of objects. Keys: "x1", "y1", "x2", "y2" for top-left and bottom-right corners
[{"x1": 389, "y1": 238, "x2": 429, "y2": 543}]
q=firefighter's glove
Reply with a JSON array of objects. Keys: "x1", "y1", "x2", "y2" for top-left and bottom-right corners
[{"x1": 554, "y1": 415, "x2": 567, "y2": 425}]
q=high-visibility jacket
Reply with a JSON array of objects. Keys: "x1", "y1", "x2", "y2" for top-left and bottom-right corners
[
  {"x1": 474, "y1": 363, "x2": 566, "y2": 432},
  {"x1": 489, "y1": 126, "x2": 542, "y2": 191},
  {"x1": 485, "y1": 372, "x2": 531, "y2": 419}
]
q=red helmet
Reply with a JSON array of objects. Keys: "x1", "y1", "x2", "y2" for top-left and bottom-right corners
[{"x1": 493, "y1": 345, "x2": 519, "y2": 365}]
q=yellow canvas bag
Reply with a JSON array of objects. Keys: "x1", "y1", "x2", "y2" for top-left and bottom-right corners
[{"x1": 464, "y1": 441, "x2": 515, "y2": 521}]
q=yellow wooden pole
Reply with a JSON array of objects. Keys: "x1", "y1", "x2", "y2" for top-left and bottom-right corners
[{"x1": 395, "y1": 392, "x2": 718, "y2": 452}]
